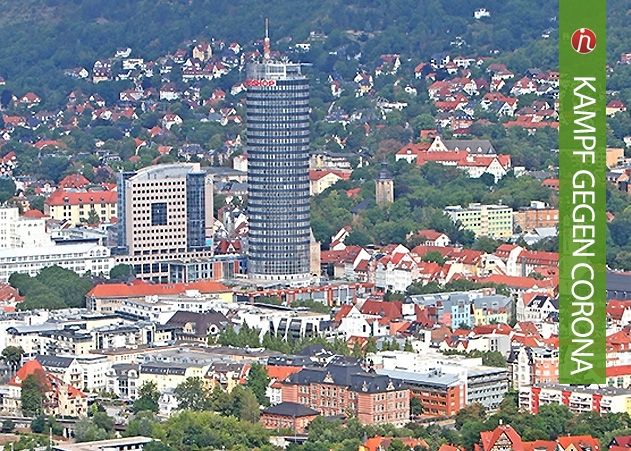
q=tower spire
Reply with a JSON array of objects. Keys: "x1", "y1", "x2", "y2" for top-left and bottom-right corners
[{"x1": 263, "y1": 18, "x2": 271, "y2": 60}]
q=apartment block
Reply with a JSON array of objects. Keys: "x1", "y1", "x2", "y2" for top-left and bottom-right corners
[
  {"x1": 444, "y1": 203, "x2": 513, "y2": 239},
  {"x1": 45, "y1": 189, "x2": 117, "y2": 226},
  {"x1": 519, "y1": 384, "x2": 631, "y2": 415},
  {"x1": 513, "y1": 201, "x2": 559, "y2": 232}
]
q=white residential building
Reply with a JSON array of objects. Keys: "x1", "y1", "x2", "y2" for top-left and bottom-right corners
[
  {"x1": 0, "y1": 243, "x2": 114, "y2": 282},
  {"x1": 0, "y1": 207, "x2": 52, "y2": 249}
]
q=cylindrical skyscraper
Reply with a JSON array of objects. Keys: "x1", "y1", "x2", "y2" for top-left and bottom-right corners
[{"x1": 246, "y1": 57, "x2": 311, "y2": 285}]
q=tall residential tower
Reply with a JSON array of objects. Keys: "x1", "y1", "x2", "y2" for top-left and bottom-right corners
[{"x1": 246, "y1": 28, "x2": 311, "y2": 285}]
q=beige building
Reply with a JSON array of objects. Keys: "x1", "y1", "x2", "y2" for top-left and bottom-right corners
[
  {"x1": 607, "y1": 147, "x2": 625, "y2": 168},
  {"x1": 445, "y1": 203, "x2": 513, "y2": 239},
  {"x1": 45, "y1": 189, "x2": 117, "y2": 226},
  {"x1": 309, "y1": 169, "x2": 351, "y2": 195},
  {"x1": 513, "y1": 202, "x2": 559, "y2": 232},
  {"x1": 376, "y1": 166, "x2": 394, "y2": 206},
  {"x1": 115, "y1": 163, "x2": 214, "y2": 282}
]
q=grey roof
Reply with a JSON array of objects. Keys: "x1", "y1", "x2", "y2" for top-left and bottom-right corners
[
  {"x1": 35, "y1": 355, "x2": 75, "y2": 368},
  {"x1": 140, "y1": 363, "x2": 187, "y2": 376},
  {"x1": 608, "y1": 272, "x2": 631, "y2": 299},
  {"x1": 376, "y1": 368, "x2": 461, "y2": 388},
  {"x1": 166, "y1": 311, "x2": 229, "y2": 338},
  {"x1": 472, "y1": 295, "x2": 512, "y2": 308},
  {"x1": 443, "y1": 139, "x2": 495, "y2": 154},
  {"x1": 287, "y1": 364, "x2": 403, "y2": 393},
  {"x1": 262, "y1": 402, "x2": 319, "y2": 417}
]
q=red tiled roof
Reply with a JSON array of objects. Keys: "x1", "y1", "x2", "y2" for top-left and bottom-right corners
[
  {"x1": 22, "y1": 209, "x2": 45, "y2": 219},
  {"x1": 606, "y1": 365, "x2": 631, "y2": 377},
  {"x1": 11, "y1": 360, "x2": 50, "y2": 389},
  {"x1": 416, "y1": 229, "x2": 444, "y2": 241},
  {"x1": 0, "y1": 283, "x2": 23, "y2": 303},
  {"x1": 309, "y1": 169, "x2": 352, "y2": 182},
  {"x1": 473, "y1": 324, "x2": 512, "y2": 335},
  {"x1": 360, "y1": 300, "x2": 402, "y2": 321},
  {"x1": 266, "y1": 365, "x2": 302, "y2": 382},
  {"x1": 523, "y1": 440, "x2": 557, "y2": 451},
  {"x1": 478, "y1": 274, "x2": 556, "y2": 290},
  {"x1": 59, "y1": 173, "x2": 91, "y2": 189},
  {"x1": 557, "y1": 436, "x2": 599, "y2": 451},
  {"x1": 611, "y1": 436, "x2": 631, "y2": 447},
  {"x1": 364, "y1": 436, "x2": 429, "y2": 451},
  {"x1": 334, "y1": 305, "x2": 353, "y2": 322},
  {"x1": 87, "y1": 280, "x2": 231, "y2": 298},
  {"x1": 479, "y1": 425, "x2": 523, "y2": 451},
  {"x1": 607, "y1": 300, "x2": 631, "y2": 321},
  {"x1": 45, "y1": 189, "x2": 117, "y2": 207}
]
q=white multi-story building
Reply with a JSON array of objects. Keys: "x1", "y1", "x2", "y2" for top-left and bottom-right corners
[
  {"x1": 0, "y1": 243, "x2": 114, "y2": 282},
  {"x1": 0, "y1": 207, "x2": 51, "y2": 249},
  {"x1": 35, "y1": 354, "x2": 111, "y2": 391},
  {"x1": 519, "y1": 384, "x2": 631, "y2": 414}
]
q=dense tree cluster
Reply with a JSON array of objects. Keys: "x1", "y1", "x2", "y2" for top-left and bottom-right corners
[
  {"x1": 9, "y1": 266, "x2": 95, "y2": 310},
  {"x1": 312, "y1": 160, "x2": 554, "y2": 248},
  {"x1": 216, "y1": 324, "x2": 352, "y2": 356}
]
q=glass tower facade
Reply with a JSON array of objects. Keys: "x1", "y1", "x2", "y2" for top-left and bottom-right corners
[{"x1": 246, "y1": 60, "x2": 311, "y2": 283}]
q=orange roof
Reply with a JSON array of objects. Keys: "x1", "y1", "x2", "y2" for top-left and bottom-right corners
[
  {"x1": 11, "y1": 360, "x2": 50, "y2": 389},
  {"x1": 523, "y1": 440, "x2": 556, "y2": 451},
  {"x1": 479, "y1": 425, "x2": 523, "y2": 451},
  {"x1": 87, "y1": 279, "x2": 231, "y2": 298},
  {"x1": 557, "y1": 436, "x2": 599, "y2": 451},
  {"x1": 334, "y1": 305, "x2": 353, "y2": 322},
  {"x1": 22, "y1": 209, "x2": 46, "y2": 219},
  {"x1": 473, "y1": 324, "x2": 512, "y2": 335},
  {"x1": 309, "y1": 169, "x2": 352, "y2": 182},
  {"x1": 478, "y1": 274, "x2": 556, "y2": 290},
  {"x1": 45, "y1": 189, "x2": 117, "y2": 207},
  {"x1": 416, "y1": 229, "x2": 444, "y2": 241},
  {"x1": 59, "y1": 173, "x2": 90, "y2": 189},
  {"x1": 363, "y1": 437, "x2": 429, "y2": 451},
  {"x1": 265, "y1": 365, "x2": 302, "y2": 382},
  {"x1": 606, "y1": 365, "x2": 631, "y2": 377}
]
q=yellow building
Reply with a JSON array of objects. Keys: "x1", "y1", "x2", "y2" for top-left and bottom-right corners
[
  {"x1": 44, "y1": 189, "x2": 117, "y2": 226},
  {"x1": 607, "y1": 147, "x2": 625, "y2": 168},
  {"x1": 309, "y1": 169, "x2": 352, "y2": 196},
  {"x1": 444, "y1": 203, "x2": 513, "y2": 239},
  {"x1": 138, "y1": 362, "x2": 211, "y2": 394}
]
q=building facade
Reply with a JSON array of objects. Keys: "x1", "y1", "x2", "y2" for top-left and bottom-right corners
[
  {"x1": 45, "y1": 189, "x2": 117, "y2": 226},
  {"x1": 519, "y1": 384, "x2": 631, "y2": 415},
  {"x1": 375, "y1": 165, "x2": 394, "y2": 206},
  {"x1": 0, "y1": 207, "x2": 51, "y2": 249},
  {"x1": 246, "y1": 56, "x2": 312, "y2": 285},
  {"x1": 0, "y1": 243, "x2": 113, "y2": 283},
  {"x1": 444, "y1": 203, "x2": 513, "y2": 239},
  {"x1": 115, "y1": 163, "x2": 213, "y2": 282},
  {"x1": 281, "y1": 364, "x2": 410, "y2": 426}
]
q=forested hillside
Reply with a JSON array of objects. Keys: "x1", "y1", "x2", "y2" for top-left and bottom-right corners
[{"x1": 0, "y1": 0, "x2": 561, "y2": 93}]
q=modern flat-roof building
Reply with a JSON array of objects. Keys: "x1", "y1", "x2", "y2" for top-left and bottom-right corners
[
  {"x1": 519, "y1": 384, "x2": 631, "y2": 415},
  {"x1": 115, "y1": 163, "x2": 213, "y2": 282},
  {"x1": 246, "y1": 33, "x2": 312, "y2": 286},
  {"x1": 372, "y1": 350, "x2": 509, "y2": 415},
  {"x1": 444, "y1": 203, "x2": 513, "y2": 239},
  {"x1": 0, "y1": 243, "x2": 113, "y2": 283}
]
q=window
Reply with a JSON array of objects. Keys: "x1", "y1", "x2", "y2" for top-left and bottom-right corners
[{"x1": 151, "y1": 202, "x2": 168, "y2": 226}]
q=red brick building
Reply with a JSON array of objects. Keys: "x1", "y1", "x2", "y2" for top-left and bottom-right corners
[
  {"x1": 260, "y1": 402, "x2": 319, "y2": 433},
  {"x1": 280, "y1": 364, "x2": 410, "y2": 426}
]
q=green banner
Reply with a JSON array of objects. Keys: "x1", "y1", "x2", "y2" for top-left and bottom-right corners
[{"x1": 558, "y1": 0, "x2": 607, "y2": 384}]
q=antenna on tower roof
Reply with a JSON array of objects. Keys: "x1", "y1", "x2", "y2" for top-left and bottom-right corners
[{"x1": 263, "y1": 18, "x2": 271, "y2": 60}]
